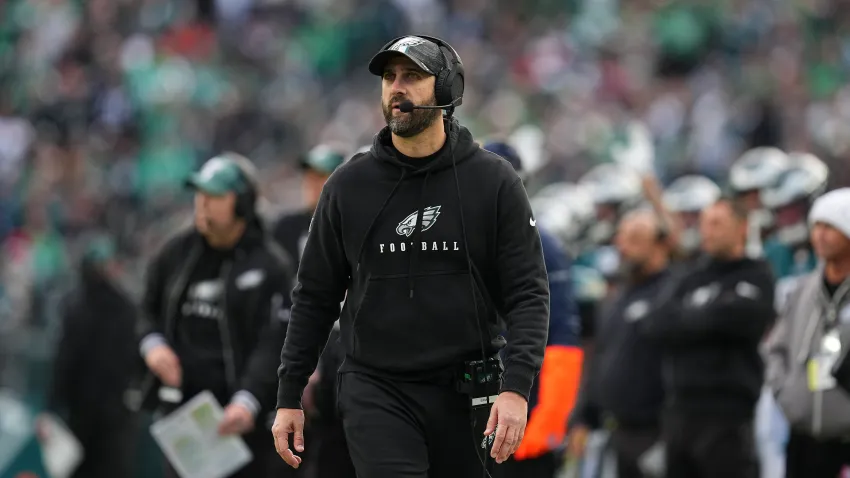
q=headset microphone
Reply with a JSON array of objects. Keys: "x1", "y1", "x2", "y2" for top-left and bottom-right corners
[{"x1": 398, "y1": 98, "x2": 460, "y2": 113}]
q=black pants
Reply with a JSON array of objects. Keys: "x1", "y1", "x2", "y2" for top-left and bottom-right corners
[
  {"x1": 68, "y1": 414, "x2": 137, "y2": 478},
  {"x1": 163, "y1": 428, "x2": 276, "y2": 478},
  {"x1": 663, "y1": 414, "x2": 758, "y2": 478},
  {"x1": 338, "y1": 371, "x2": 492, "y2": 478},
  {"x1": 311, "y1": 420, "x2": 357, "y2": 478},
  {"x1": 610, "y1": 426, "x2": 660, "y2": 478},
  {"x1": 786, "y1": 431, "x2": 850, "y2": 478},
  {"x1": 490, "y1": 451, "x2": 560, "y2": 478}
]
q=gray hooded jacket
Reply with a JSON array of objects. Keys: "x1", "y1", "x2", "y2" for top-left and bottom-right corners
[{"x1": 766, "y1": 268, "x2": 850, "y2": 438}]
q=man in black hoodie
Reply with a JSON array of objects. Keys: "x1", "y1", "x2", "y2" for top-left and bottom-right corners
[
  {"x1": 137, "y1": 153, "x2": 295, "y2": 478},
  {"x1": 642, "y1": 197, "x2": 776, "y2": 478},
  {"x1": 272, "y1": 35, "x2": 550, "y2": 477}
]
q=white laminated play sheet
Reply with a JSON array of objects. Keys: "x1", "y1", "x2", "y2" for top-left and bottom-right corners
[
  {"x1": 150, "y1": 390, "x2": 253, "y2": 478},
  {"x1": 37, "y1": 413, "x2": 84, "y2": 478}
]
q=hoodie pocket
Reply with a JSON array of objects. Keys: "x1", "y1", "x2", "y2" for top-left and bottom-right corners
[{"x1": 352, "y1": 271, "x2": 484, "y2": 371}]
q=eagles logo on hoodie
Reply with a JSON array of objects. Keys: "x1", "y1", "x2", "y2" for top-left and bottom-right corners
[{"x1": 396, "y1": 206, "x2": 441, "y2": 237}]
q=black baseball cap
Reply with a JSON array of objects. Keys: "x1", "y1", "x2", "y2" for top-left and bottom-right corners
[{"x1": 368, "y1": 36, "x2": 447, "y2": 76}]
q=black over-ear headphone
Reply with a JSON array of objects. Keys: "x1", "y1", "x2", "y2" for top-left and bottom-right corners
[
  {"x1": 234, "y1": 180, "x2": 256, "y2": 221},
  {"x1": 377, "y1": 35, "x2": 465, "y2": 109},
  {"x1": 226, "y1": 154, "x2": 259, "y2": 221}
]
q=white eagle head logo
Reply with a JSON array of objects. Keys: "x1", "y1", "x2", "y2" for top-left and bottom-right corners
[
  {"x1": 396, "y1": 206, "x2": 441, "y2": 237},
  {"x1": 189, "y1": 280, "x2": 224, "y2": 301},
  {"x1": 389, "y1": 36, "x2": 426, "y2": 54}
]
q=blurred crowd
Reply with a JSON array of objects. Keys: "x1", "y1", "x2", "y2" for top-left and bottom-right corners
[{"x1": 2, "y1": 0, "x2": 850, "y2": 476}]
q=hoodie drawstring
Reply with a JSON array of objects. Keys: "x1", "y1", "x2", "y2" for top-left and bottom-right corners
[
  {"x1": 355, "y1": 170, "x2": 407, "y2": 273},
  {"x1": 408, "y1": 171, "x2": 431, "y2": 298},
  {"x1": 448, "y1": 118, "x2": 490, "y2": 364}
]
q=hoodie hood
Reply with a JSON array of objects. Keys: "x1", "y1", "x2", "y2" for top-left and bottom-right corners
[{"x1": 371, "y1": 117, "x2": 481, "y2": 174}]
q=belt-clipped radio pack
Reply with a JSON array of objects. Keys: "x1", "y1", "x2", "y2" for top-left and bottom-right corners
[{"x1": 457, "y1": 355, "x2": 502, "y2": 408}]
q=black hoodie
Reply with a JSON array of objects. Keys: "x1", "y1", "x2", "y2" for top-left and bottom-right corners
[{"x1": 277, "y1": 119, "x2": 549, "y2": 409}]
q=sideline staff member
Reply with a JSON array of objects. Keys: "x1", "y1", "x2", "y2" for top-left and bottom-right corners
[
  {"x1": 273, "y1": 144, "x2": 346, "y2": 266},
  {"x1": 767, "y1": 188, "x2": 850, "y2": 477},
  {"x1": 273, "y1": 35, "x2": 550, "y2": 476},
  {"x1": 138, "y1": 153, "x2": 294, "y2": 478},
  {"x1": 643, "y1": 197, "x2": 775, "y2": 478},
  {"x1": 570, "y1": 210, "x2": 671, "y2": 478}
]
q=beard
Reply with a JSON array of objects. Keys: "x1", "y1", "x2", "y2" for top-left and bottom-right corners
[
  {"x1": 619, "y1": 257, "x2": 649, "y2": 282},
  {"x1": 382, "y1": 94, "x2": 442, "y2": 138}
]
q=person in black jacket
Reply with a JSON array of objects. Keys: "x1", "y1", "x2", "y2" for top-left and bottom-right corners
[
  {"x1": 137, "y1": 152, "x2": 295, "y2": 478},
  {"x1": 272, "y1": 35, "x2": 550, "y2": 477},
  {"x1": 642, "y1": 197, "x2": 776, "y2": 478},
  {"x1": 569, "y1": 209, "x2": 671, "y2": 478},
  {"x1": 273, "y1": 144, "x2": 346, "y2": 267},
  {"x1": 271, "y1": 143, "x2": 352, "y2": 478},
  {"x1": 43, "y1": 235, "x2": 138, "y2": 478}
]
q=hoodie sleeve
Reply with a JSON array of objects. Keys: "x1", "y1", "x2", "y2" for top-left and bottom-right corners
[
  {"x1": 277, "y1": 183, "x2": 350, "y2": 409},
  {"x1": 496, "y1": 178, "x2": 550, "y2": 401}
]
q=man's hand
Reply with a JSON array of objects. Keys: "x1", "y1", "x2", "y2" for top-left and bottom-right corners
[
  {"x1": 484, "y1": 391, "x2": 528, "y2": 464},
  {"x1": 272, "y1": 408, "x2": 305, "y2": 469},
  {"x1": 218, "y1": 403, "x2": 255, "y2": 436},
  {"x1": 144, "y1": 344, "x2": 182, "y2": 387},
  {"x1": 567, "y1": 424, "x2": 590, "y2": 458}
]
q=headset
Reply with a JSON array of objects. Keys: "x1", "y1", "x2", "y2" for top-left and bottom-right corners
[
  {"x1": 234, "y1": 182, "x2": 256, "y2": 221},
  {"x1": 225, "y1": 153, "x2": 260, "y2": 222},
  {"x1": 376, "y1": 34, "x2": 465, "y2": 113}
]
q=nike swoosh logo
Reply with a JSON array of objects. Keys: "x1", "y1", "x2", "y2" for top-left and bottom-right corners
[{"x1": 530, "y1": 217, "x2": 536, "y2": 227}]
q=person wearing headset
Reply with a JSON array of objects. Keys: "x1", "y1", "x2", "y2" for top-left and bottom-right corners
[
  {"x1": 273, "y1": 144, "x2": 347, "y2": 267},
  {"x1": 137, "y1": 152, "x2": 295, "y2": 478},
  {"x1": 273, "y1": 147, "x2": 353, "y2": 478},
  {"x1": 273, "y1": 35, "x2": 549, "y2": 477}
]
